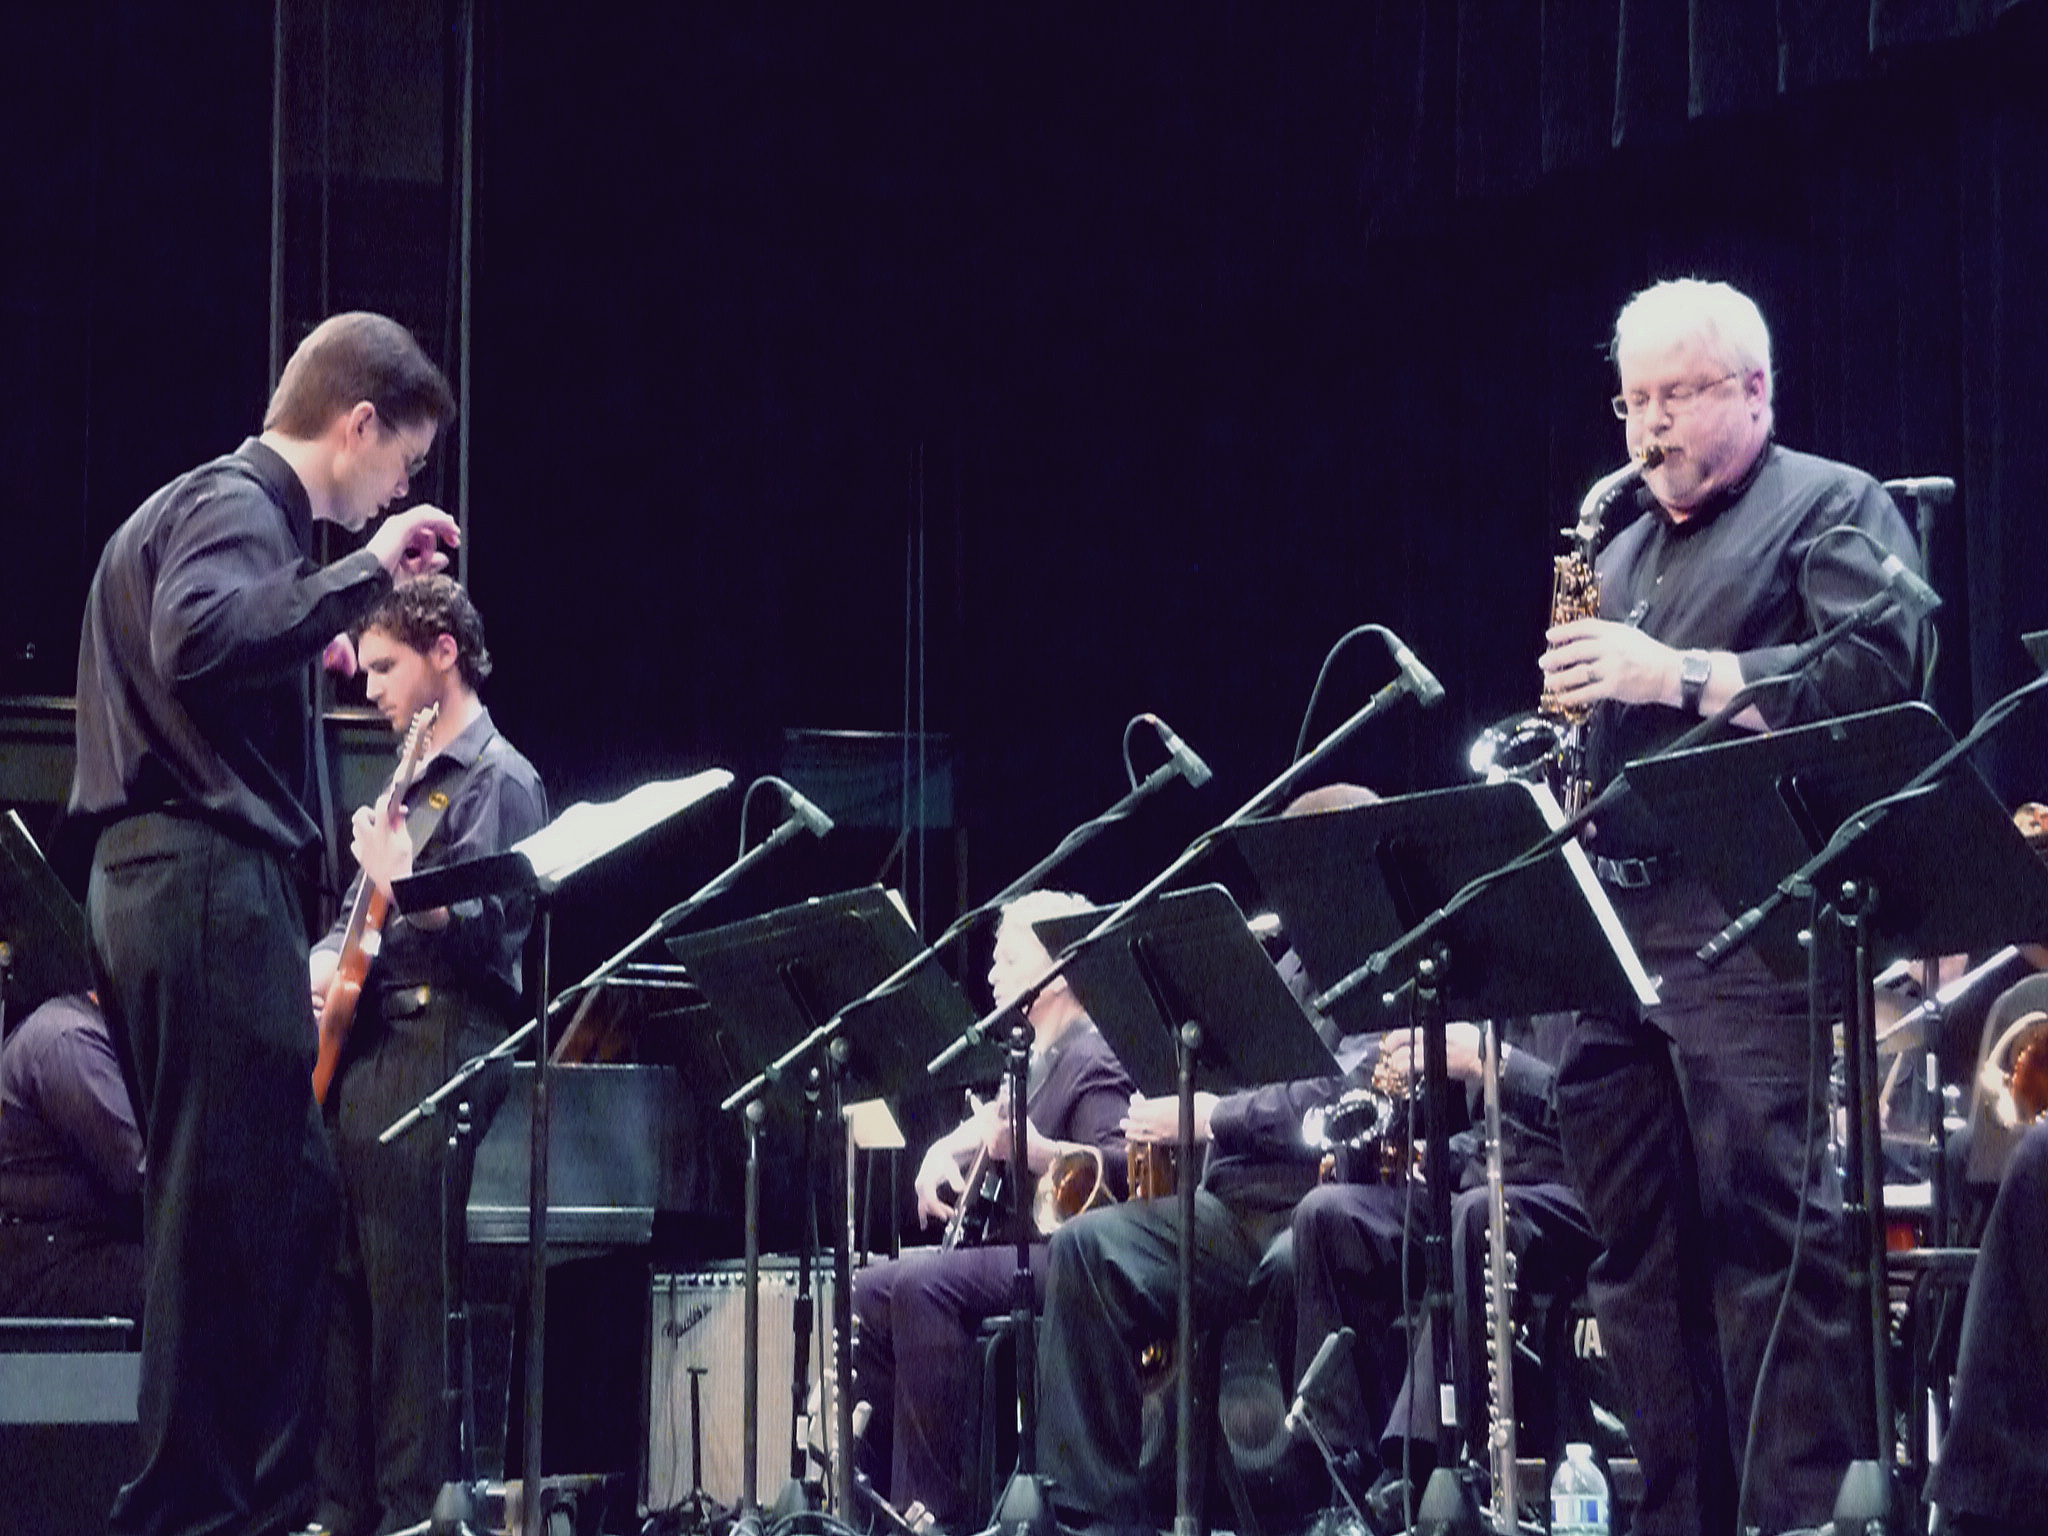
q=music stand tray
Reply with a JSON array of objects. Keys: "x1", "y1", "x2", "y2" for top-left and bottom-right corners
[
  {"x1": 665, "y1": 885, "x2": 982, "y2": 1104},
  {"x1": 1622, "y1": 702, "x2": 2048, "y2": 979},
  {"x1": 1226, "y1": 780, "x2": 1656, "y2": 1023},
  {"x1": 1029, "y1": 883, "x2": 1338, "y2": 1098}
]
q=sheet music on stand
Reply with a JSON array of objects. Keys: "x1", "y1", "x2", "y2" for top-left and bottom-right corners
[
  {"x1": 394, "y1": 769, "x2": 735, "y2": 911},
  {"x1": 1221, "y1": 777, "x2": 1653, "y2": 1527},
  {"x1": 1027, "y1": 883, "x2": 1338, "y2": 1536}
]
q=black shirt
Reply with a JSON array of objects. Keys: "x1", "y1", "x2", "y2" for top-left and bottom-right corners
[
  {"x1": 1025, "y1": 1017, "x2": 1135, "y2": 1157},
  {"x1": 1588, "y1": 442, "x2": 1920, "y2": 854},
  {"x1": 314, "y1": 706, "x2": 548, "y2": 1008},
  {"x1": 71, "y1": 439, "x2": 392, "y2": 857}
]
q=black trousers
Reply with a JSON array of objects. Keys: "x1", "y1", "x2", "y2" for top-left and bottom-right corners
[
  {"x1": 1288, "y1": 1178, "x2": 1597, "y2": 1465},
  {"x1": 89, "y1": 813, "x2": 340, "y2": 1536},
  {"x1": 317, "y1": 982, "x2": 506, "y2": 1536},
  {"x1": 1925, "y1": 1120, "x2": 2048, "y2": 1526},
  {"x1": 1034, "y1": 1190, "x2": 1279, "y2": 1526},
  {"x1": 1556, "y1": 872, "x2": 1858, "y2": 1536},
  {"x1": 852, "y1": 1241, "x2": 1046, "y2": 1527}
]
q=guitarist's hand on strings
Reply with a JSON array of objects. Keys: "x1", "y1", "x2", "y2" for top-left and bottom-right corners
[
  {"x1": 915, "y1": 1094, "x2": 1002, "y2": 1227},
  {"x1": 350, "y1": 789, "x2": 416, "y2": 904},
  {"x1": 352, "y1": 795, "x2": 453, "y2": 933},
  {"x1": 916, "y1": 1143, "x2": 968, "y2": 1228}
]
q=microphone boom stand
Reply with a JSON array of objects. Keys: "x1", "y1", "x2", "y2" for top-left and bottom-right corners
[
  {"x1": 932, "y1": 666, "x2": 1440, "y2": 1536},
  {"x1": 379, "y1": 803, "x2": 818, "y2": 1535}
]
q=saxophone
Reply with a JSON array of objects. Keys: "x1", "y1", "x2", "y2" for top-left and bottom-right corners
[{"x1": 1531, "y1": 444, "x2": 1666, "y2": 815}]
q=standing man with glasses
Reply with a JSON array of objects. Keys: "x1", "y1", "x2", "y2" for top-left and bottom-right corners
[
  {"x1": 1536, "y1": 279, "x2": 1920, "y2": 1536},
  {"x1": 71, "y1": 312, "x2": 459, "y2": 1536}
]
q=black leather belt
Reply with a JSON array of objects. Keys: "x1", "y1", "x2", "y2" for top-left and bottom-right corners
[{"x1": 1593, "y1": 851, "x2": 1679, "y2": 890}]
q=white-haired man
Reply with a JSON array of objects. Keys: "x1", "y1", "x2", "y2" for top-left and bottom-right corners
[
  {"x1": 852, "y1": 890, "x2": 1134, "y2": 1535},
  {"x1": 1537, "y1": 278, "x2": 1921, "y2": 1535}
]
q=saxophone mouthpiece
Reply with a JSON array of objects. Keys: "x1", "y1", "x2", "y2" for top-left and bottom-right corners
[{"x1": 1639, "y1": 443, "x2": 1668, "y2": 469}]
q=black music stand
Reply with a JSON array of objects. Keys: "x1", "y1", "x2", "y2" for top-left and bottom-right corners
[
  {"x1": 666, "y1": 887, "x2": 980, "y2": 1523},
  {"x1": 1622, "y1": 702, "x2": 2048, "y2": 1532},
  {"x1": 1625, "y1": 702, "x2": 2048, "y2": 982},
  {"x1": 1031, "y1": 884, "x2": 1339, "y2": 1536},
  {"x1": 1229, "y1": 781, "x2": 1655, "y2": 1025},
  {"x1": 395, "y1": 769, "x2": 732, "y2": 1536},
  {"x1": 1227, "y1": 782, "x2": 1655, "y2": 1536},
  {"x1": 0, "y1": 810, "x2": 94, "y2": 1039}
]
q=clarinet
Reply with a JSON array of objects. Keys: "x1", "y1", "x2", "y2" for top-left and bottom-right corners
[{"x1": 1480, "y1": 1019, "x2": 1521, "y2": 1529}]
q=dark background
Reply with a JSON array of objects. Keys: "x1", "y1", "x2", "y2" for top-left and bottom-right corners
[{"x1": 6, "y1": 0, "x2": 2048, "y2": 1049}]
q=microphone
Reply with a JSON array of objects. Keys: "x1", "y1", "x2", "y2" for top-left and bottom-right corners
[
  {"x1": 1285, "y1": 1325, "x2": 1356, "y2": 1434},
  {"x1": 1380, "y1": 629, "x2": 1445, "y2": 707},
  {"x1": 1877, "y1": 553, "x2": 1942, "y2": 623},
  {"x1": 1146, "y1": 715, "x2": 1214, "y2": 788},
  {"x1": 774, "y1": 779, "x2": 835, "y2": 837},
  {"x1": 1883, "y1": 476, "x2": 1956, "y2": 505}
]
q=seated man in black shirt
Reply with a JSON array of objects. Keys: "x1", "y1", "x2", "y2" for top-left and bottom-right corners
[
  {"x1": 1286, "y1": 1015, "x2": 1596, "y2": 1506},
  {"x1": 0, "y1": 990, "x2": 144, "y2": 1319},
  {"x1": 1035, "y1": 1035, "x2": 1371, "y2": 1534},
  {"x1": 309, "y1": 575, "x2": 547, "y2": 1536},
  {"x1": 853, "y1": 890, "x2": 1134, "y2": 1535}
]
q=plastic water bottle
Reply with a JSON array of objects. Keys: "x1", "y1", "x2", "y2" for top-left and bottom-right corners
[{"x1": 1550, "y1": 1442, "x2": 1610, "y2": 1535}]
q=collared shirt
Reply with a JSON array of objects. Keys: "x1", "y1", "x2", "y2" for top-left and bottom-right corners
[
  {"x1": 71, "y1": 439, "x2": 392, "y2": 857},
  {"x1": 0, "y1": 993, "x2": 143, "y2": 1228},
  {"x1": 315, "y1": 705, "x2": 548, "y2": 1008},
  {"x1": 1022, "y1": 1017, "x2": 1135, "y2": 1158},
  {"x1": 1587, "y1": 442, "x2": 1920, "y2": 855}
]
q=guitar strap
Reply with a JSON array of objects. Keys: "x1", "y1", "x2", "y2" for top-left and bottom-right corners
[{"x1": 398, "y1": 735, "x2": 496, "y2": 866}]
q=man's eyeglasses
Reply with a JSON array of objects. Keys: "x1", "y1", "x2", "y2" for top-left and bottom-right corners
[
  {"x1": 1610, "y1": 373, "x2": 1738, "y2": 420},
  {"x1": 372, "y1": 404, "x2": 432, "y2": 478}
]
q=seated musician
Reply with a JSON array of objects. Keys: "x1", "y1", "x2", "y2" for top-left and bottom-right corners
[
  {"x1": 1034, "y1": 1021, "x2": 1365, "y2": 1536},
  {"x1": 307, "y1": 575, "x2": 547, "y2": 1536},
  {"x1": 0, "y1": 990, "x2": 144, "y2": 1319},
  {"x1": 852, "y1": 889, "x2": 1133, "y2": 1535},
  {"x1": 1033, "y1": 782, "x2": 1406, "y2": 1535},
  {"x1": 1287, "y1": 1014, "x2": 1596, "y2": 1514}
]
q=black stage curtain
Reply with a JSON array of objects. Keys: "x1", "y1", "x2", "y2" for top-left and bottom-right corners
[{"x1": 5, "y1": 2, "x2": 2047, "y2": 937}]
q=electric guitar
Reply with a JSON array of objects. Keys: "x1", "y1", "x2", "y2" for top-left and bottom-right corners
[{"x1": 312, "y1": 703, "x2": 439, "y2": 1104}]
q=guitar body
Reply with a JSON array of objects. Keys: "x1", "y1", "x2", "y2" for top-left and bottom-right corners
[
  {"x1": 311, "y1": 889, "x2": 385, "y2": 1104},
  {"x1": 310, "y1": 705, "x2": 437, "y2": 1106},
  {"x1": 939, "y1": 1145, "x2": 1111, "y2": 1251}
]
